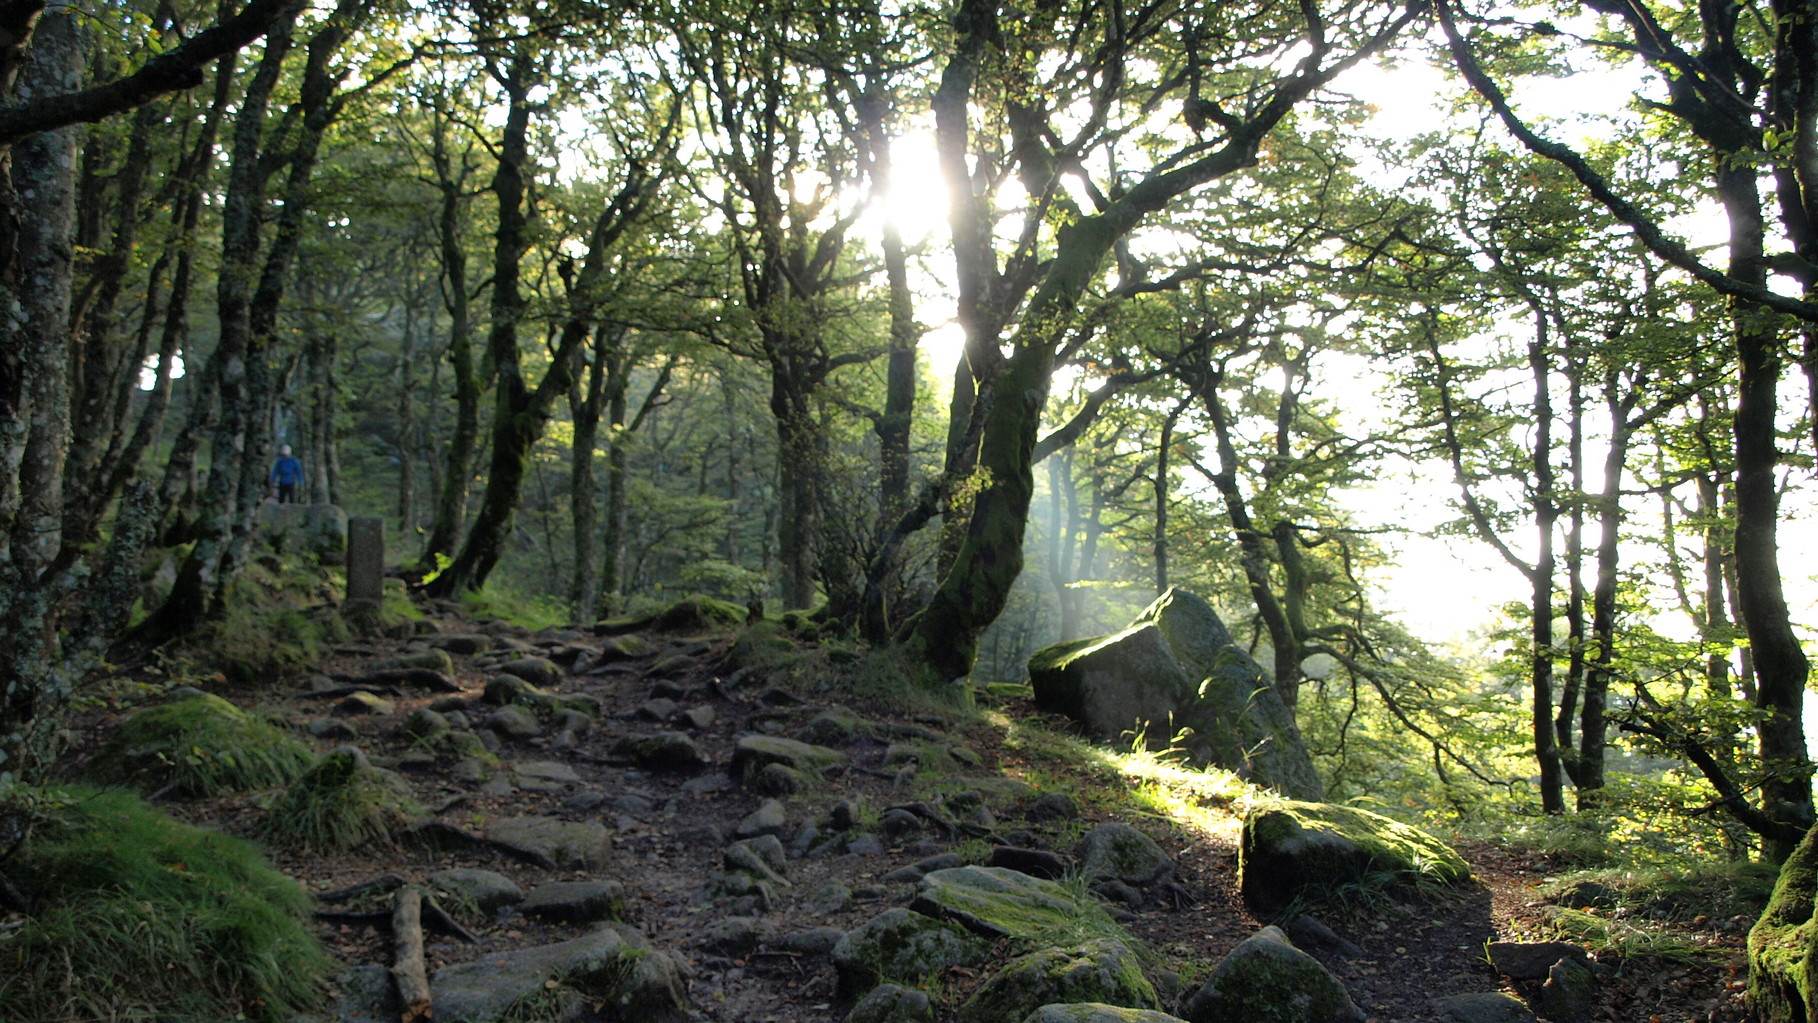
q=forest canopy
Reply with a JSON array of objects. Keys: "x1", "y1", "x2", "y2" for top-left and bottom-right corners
[{"x1": 0, "y1": 0, "x2": 1814, "y2": 868}]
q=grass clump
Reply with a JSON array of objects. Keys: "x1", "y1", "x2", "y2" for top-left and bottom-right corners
[
  {"x1": 0, "y1": 786, "x2": 330, "y2": 1022},
  {"x1": 89, "y1": 692, "x2": 315, "y2": 797},
  {"x1": 261, "y1": 748, "x2": 421, "y2": 853},
  {"x1": 1537, "y1": 860, "x2": 1778, "y2": 925}
]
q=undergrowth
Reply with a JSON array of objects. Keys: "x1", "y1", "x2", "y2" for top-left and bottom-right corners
[
  {"x1": 0, "y1": 787, "x2": 330, "y2": 1022},
  {"x1": 261, "y1": 749, "x2": 422, "y2": 853},
  {"x1": 89, "y1": 692, "x2": 315, "y2": 796}
]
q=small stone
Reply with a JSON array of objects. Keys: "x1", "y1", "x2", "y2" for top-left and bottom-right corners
[
  {"x1": 799, "y1": 877, "x2": 852, "y2": 915},
  {"x1": 681, "y1": 772, "x2": 735, "y2": 796},
  {"x1": 754, "y1": 762, "x2": 806, "y2": 795},
  {"x1": 428, "y1": 695, "x2": 470, "y2": 713},
  {"x1": 498, "y1": 656, "x2": 563, "y2": 688},
  {"x1": 830, "y1": 799, "x2": 862, "y2": 831},
  {"x1": 695, "y1": 916, "x2": 763, "y2": 954},
  {"x1": 880, "y1": 808, "x2": 923, "y2": 839},
  {"x1": 1536, "y1": 956, "x2": 1597, "y2": 1023},
  {"x1": 484, "y1": 706, "x2": 542, "y2": 740},
  {"x1": 520, "y1": 879, "x2": 624, "y2": 923},
  {"x1": 771, "y1": 926, "x2": 844, "y2": 954},
  {"x1": 401, "y1": 708, "x2": 451, "y2": 740},
  {"x1": 848, "y1": 834, "x2": 886, "y2": 856},
  {"x1": 848, "y1": 983, "x2": 935, "y2": 1023},
  {"x1": 736, "y1": 799, "x2": 789, "y2": 839},
  {"x1": 308, "y1": 717, "x2": 359, "y2": 740},
  {"x1": 1027, "y1": 791, "x2": 1080, "y2": 821},
  {"x1": 1430, "y1": 992, "x2": 1538, "y2": 1023},
  {"x1": 612, "y1": 731, "x2": 708, "y2": 769},
  {"x1": 512, "y1": 760, "x2": 582, "y2": 792},
  {"x1": 681, "y1": 706, "x2": 716, "y2": 730},
  {"x1": 638, "y1": 698, "x2": 680, "y2": 723},
  {"x1": 334, "y1": 691, "x2": 395, "y2": 717},
  {"x1": 1487, "y1": 940, "x2": 1593, "y2": 980}
]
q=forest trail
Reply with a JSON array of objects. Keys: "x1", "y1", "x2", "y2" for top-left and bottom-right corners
[{"x1": 92, "y1": 607, "x2": 1752, "y2": 1023}]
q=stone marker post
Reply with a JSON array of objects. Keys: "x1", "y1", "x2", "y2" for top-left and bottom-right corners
[{"x1": 345, "y1": 516, "x2": 384, "y2": 628}]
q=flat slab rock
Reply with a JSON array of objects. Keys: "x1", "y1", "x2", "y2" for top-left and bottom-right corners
[
  {"x1": 729, "y1": 735, "x2": 847, "y2": 779},
  {"x1": 485, "y1": 816, "x2": 610, "y2": 870},
  {"x1": 1486, "y1": 940, "x2": 1593, "y2": 980},
  {"x1": 521, "y1": 879, "x2": 625, "y2": 923},
  {"x1": 431, "y1": 927, "x2": 627, "y2": 1022},
  {"x1": 910, "y1": 865, "x2": 1109, "y2": 940},
  {"x1": 1431, "y1": 992, "x2": 1539, "y2": 1023}
]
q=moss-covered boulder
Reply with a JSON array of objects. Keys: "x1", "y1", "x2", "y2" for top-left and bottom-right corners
[
  {"x1": 0, "y1": 787, "x2": 330, "y2": 1022},
  {"x1": 1748, "y1": 824, "x2": 1818, "y2": 1022},
  {"x1": 910, "y1": 866, "x2": 1119, "y2": 942},
  {"x1": 262, "y1": 746, "x2": 422, "y2": 852},
  {"x1": 1239, "y1": 800, "x2": 1469, "y2": 916},
  {"x1": 652, "y1": 594, "x2": 749, "y2": 632},
  {"x1": 1178, "y1": 926, "x2": 1363, "y2": 1023},
  {"x1": 724, "y1": 619, "x2": 801, "y2": 671},
  {"x1": 90, "y1": 692, "x2": 315, "y2": 796},
  {"x1": 832, "y1": 907, "x2": 993, "y2": 997},
  {"x1": 958, "y1": 939, "x2": 1160, "y2": 1023},
  {"x1": 729, "y1": 734, "x2": 846, "y2": 780},
  {"x1": 375, "y1": 647, "x2": 457, "y2": 675},
  {"x1": 498, "y1": 655, "x2": 563, "y2": 688},
  {"x1": 850, "y1": 983, "x2": 936, "y2": 1023},
  {"x1": 1028, "y1": 588, "x2": 1321, "y2": 799}
]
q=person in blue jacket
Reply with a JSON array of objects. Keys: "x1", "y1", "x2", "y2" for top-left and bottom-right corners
[{"x1": 270, "y1": 445, "x2": 304, "y2": 503}]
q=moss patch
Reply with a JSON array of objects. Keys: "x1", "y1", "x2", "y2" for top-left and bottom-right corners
[
  {"x1": 0, "y1": 787, "x2": 330, "y2": 1022},
  {"x1": 89, "y1": 692, "x2": 315, "y2": 797},
  {"x1": 1239, "y1": 800, "x2": 1468, "y2": 915}
]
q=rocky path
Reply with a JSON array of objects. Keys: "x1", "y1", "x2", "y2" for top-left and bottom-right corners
[{"x1": 122, "y1": 607, "x2": 1750, "y2": 1023}]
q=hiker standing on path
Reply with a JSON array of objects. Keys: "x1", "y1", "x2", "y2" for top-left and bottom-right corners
[{"x1": 271, "y1": 445, "x2": 304, "y2": 503}]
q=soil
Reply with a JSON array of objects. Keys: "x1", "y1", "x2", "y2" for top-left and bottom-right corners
[{"x1": 56, "y1": 606, "x2": 1755, "y2": 1023}]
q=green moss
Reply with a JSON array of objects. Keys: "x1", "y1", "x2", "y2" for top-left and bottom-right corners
[
  {"x1": 724, "y1": 620, "x2": 802, "y2": 671},
  {"x1": 1748, "y1": 824, "x2": 1818, "y2": 1021},
  {"x1": 1240, "y1": 800, "x2": 1468, "y2": 914},
  {"x1": 958, "y1": 939, "x2": 1159, "y2": 1023},
  {"x1": 260, "y1": 749, "x2": 421, "y2": 853},
  {"x1": 652, "y1": 594, "x2": 749, "y2": 632},
  {"x1": 90, "y1": 693, "x2": 316, "y2": 797},
  {"x1": 0, "y1": 787, "x2": 331, "y2": 1022}
]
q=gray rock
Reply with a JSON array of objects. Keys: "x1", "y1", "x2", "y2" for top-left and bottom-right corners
[
  {"x1": 696, "y1": 916, "x2": 763, "y2": 954},
  {"x1": 552, "y1": 708, "x2": 594, "y2": 736},
  {"x1": 613, "y1": 731, "x2": 708, "y2": 769},
  {"x1": 1431, "y1": 992, "x2": 1538, "y2": 1023},
  {"x1": 912, "y1": 866, "x2": 1110, "y2": 941},
  {"x1": 333, "y1": 691, "x2": 394, "y2": 717},
  {"x1": 485, "y1": 816, "x2": 611, "y2": 870},
  {"x1": 1028, "y1": 792, "x2": 1080, "y2": 821},
  {"x1": 681, "y1": 772, "x2": 734, "y2": 795},
  {"x1": 429, "y1": 927, "x2": 688, "y2": 1023},
  {"x1": 1486, "y1": 940, "x2": 1593, "y2": 980},
  {"x1": 319, "y1": 964, "x2": 399, "y2": 1023},
  {"x1": 1028, "y1": 588, "x2": 1322, "y2": 799},
  {"x1": 1283, "y1": 915, "x2": 1364, "y2": 960},
  {"x1": 375, "y1": 648, "x2": 456, "y2": 676},
  {"x1": 428, "y1": 868, "x2": 524, "y2": 914},
  {"x1": 959, "y1": 938, "x2": 1159, "y2": 1023},
  {"x1": 638, "y1": 697, "x2": 680, "y2": 722},
  {"x1": 832, "y1": 907, "x2": 992, "y2": 997},
  {"x1": 520, "y1": 879, "x2": 625, "y2": 923},
  {"x1": 258, "y1": 502, "x2": 347, "y2": 564},
  {"x1": 831, "y1": 799, "x2": 863, "y2": 830},
  {"x1": 308, "y1": 717, "x2": 358, "y2": 740},
  {"x1": 730, "y1": 734, "x2": 846, "y2": 780},
  {"x1": 1079, "y1": 822, "x2": 1174, "y2": 887},
  {"x1": 1239, "y1": 801, "x2": 1469, "y2": 916},
  {"x1": 499, "y1": 655, "x2": 563, "y2": 688},
  {"x1": 848, "y1": 834, "x2": 886, "y2": 856},
  {"x1": 484, "y1": 706, "x2": 542, "y2": 740},
  {"x1": 736, "y1": 798, "x2": 789, "y2": 839},
  {"x1": 681, "y1": 706, "x2": 716, "y2": 730},
  {"x1": 1178, "y1": 926, "x2": 1362, "y2": 1023},
  {"x1": 849, "y1": 983, "x2": 935, "y2": 1023},
  {"x1": 401, "y1": 708, "x2": 451, "y2": 740},
  {"x1": 1021, "y1": 1005, "x2": 1190, "y2": 1023},
  {"x1": 429, "y1": 633, "x2": 493, "y2": 655},
  {"x1": 794, "y1": 706, "x2": 869, "y2": 747},
  {"x1": 754, "y1": 762, "x2": 807, "y2": 795},
  {"x1": 1536, "y1": 956, "x2": 1597, "y2": 1022},
  {"x1": 881, "y1": 807, "x2": 923, "y2": 839},
  {"x1": 772, "y1": 925, "x2": 845, "y2": 954},
  {"x1": 800, "y1": 877, "x2": 852, "y2": 916},
  {"x1": 428, "y1": 695, "x2": 470, "y2": 713},
  {"x1": 512, "y1": 760, "x2": 583, "y2": 792}
]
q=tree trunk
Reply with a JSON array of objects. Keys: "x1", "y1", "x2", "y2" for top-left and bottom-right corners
[{"x1": 0, "y1": 6, "x2": 81, "y2": 780}]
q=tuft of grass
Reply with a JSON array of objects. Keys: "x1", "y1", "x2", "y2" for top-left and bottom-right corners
[
  {"x1": 0, "y1": 786, "x2": 331, "y2": 1022},
  {"x1": 89, "y1": 692, "x2": 316, "y2": 797},
  {"x1": 260, "y1": 748, "x2": 421, "y2": 853},
  {"x1": 1537, "y1": 860, "x2": 1778, "y2": 926},
  {"x1": 1536, "y1": 906, "x2": 1727, "y2": 963}
]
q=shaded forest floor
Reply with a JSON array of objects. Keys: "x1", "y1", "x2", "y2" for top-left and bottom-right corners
[{"x1": 59, "y1": 603, "x2": 1755, "y2": 1023}]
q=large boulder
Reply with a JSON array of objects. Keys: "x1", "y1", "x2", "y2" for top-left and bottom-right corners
[
  {"x1": 1178, "y1": 926, "x2": 1362, "y2": 1023},
  {"x1": 1749, "y1": 826, "x2": 1818, "y2": 1022},
  {"x1": 1028, "y1": 588, "x2": 1321, "y2": 799},
  {"x1": 910, "y1": 866, "x2": 1115, "y2": 941},
  {"x1": 1239, "y1": 800, "x2": 1469, "y2": 916}
]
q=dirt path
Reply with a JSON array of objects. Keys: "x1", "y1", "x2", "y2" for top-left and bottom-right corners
[{"x1": 110, "y1": 610, "x2": 1752, "y2": 1023}]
